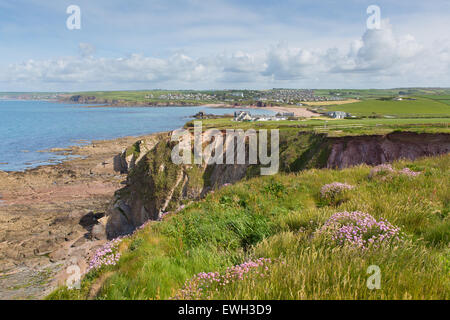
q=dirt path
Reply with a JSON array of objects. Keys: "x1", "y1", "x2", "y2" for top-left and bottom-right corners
[{"x1": 0, "y1": 133, "x2": 158, "y2": 300}]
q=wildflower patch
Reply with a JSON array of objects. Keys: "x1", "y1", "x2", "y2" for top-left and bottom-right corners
[
  {"x1": 317, "y1": 211, "x2": 402, "y2": 249},
  {"x1": 87, "y1": 238, "x2": 122, "y2": 272},
  {"x1": 369, "y1": 164, "x2": 421, "y2": 180},
  {"x1": 172, "y1": 258, "x2": 273, "y2": 299}
]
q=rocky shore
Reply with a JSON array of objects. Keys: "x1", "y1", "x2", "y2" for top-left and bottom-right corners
[{"x1": 0, "y1": 133, "x2": 159, "y2": 299}]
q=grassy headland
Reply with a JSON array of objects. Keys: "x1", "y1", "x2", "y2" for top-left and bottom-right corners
[
  {"x1": 48, "y1": 154, "x2": 450, "y2": 300},
  {"x1": 43, "y1": 88, "x2": 449, "y2": 300}
]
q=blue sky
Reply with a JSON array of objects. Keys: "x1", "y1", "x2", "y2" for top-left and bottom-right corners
[{"x1": 0, "y1": 0, "x2": 449, "y2": 91}]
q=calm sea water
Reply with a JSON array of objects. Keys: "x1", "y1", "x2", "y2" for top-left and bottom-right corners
[{"x1": 0, "y1": 100, "x2": 273, "y2": 172}]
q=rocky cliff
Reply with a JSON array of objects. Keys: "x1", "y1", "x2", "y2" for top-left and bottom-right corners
[
  {"x1": 327, "y1": 132, "x2": 450, "y2": 168},
  {"x1": 105, "y1": 132, "x2": 252, "y2": 238},
  {"x1": 102, "y1": 131, "x2": 450, "y2": 239}
]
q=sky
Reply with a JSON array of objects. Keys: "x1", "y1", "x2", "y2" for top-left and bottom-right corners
[{"x1": 0, "y1": 0, "x2": 449, "y2": 91}]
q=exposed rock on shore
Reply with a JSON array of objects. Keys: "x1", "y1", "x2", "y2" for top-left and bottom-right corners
[{"x1": 0, "y1": 133, "x2": 159, "y2": 299}]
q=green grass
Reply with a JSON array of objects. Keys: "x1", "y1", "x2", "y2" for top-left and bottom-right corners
[
  {"x1": 195, "y1": 117, "x2": 450, "y2": 137},
  {"x1": 48, "y1": 154, "x2": 450, "y2": 300},
  {"x1": 314, "y1": 88, "x2": 450, "y2": 99},
  {"x1": 320, "y1": 97, "x2": 450, "y2": 117},
  {"x1": 418, "y1": 95, "x2": 450, "y2": 106}
]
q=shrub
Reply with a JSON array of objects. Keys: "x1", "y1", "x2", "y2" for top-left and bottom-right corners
[{"x1": 264, "y1": 181, "x2": 286, "y2": 196}]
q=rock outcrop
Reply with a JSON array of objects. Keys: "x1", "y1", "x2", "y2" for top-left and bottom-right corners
[
  {"x1": 327, "y1": 132, "x2": 450, "y2": 169},
  {"x1": 105, "y1": 132, "x2": 252, "y2": 238},
  {"x1": 113, "y1": 136, "x2": 160, "y2": 174},
  {"x1": 104, "y1": 131, "x2": 450, "y2": 239}
]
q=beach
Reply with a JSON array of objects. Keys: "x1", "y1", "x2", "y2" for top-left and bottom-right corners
[{"x1": 204, "y1": 103, "x2": 319, "y2": 118}]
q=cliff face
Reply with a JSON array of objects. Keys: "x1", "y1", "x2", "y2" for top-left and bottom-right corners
[
  {"x1": 103, "y1": 131, "x2": 450, "y2": 239},
  {"x1": 113, "y1": 137, "x2": 160, "y2": 174},
  {"x1": 327, "y1": 132, "x2": 450, "y2": 169},
  {"x1": 105, "y1": 133, "x2": 251, "y2": 238}
]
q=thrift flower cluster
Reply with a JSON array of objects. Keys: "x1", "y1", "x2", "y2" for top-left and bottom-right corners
[
  {"x1": 369, "y1": 164, "x2": 421, "y2": 179},
  {"x1": 368, "y1": 164, "x2": 395, "y2": 179},
  {"x1": 86, "y1": 203, "x2": 190, "y2": 275},
  {"x1": 173, "y1": 258, "x2": 273, "y2": 300},
  {"x1": 399, "y1": 167, "x2": 422, "y2": 177},
  {"x1": 320, "y1": 182, "x2": 354, "y2": 200},
  {"x1": 317, "y1": 211, "x2": 401, "y2": 249},
  {"x1": 87, "y1": 238, "x2": 122, "y2": 272}
]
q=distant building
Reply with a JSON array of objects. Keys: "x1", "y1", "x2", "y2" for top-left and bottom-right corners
[
  {"x1": 326, "y1": 111, "x2": 350, "y2": 119},
  {"x1": 234, "y1": 111, "x2": 253, "y2": 122}
]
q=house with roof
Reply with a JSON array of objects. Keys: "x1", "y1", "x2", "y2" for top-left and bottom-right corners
[
  {"x1": 234, "y1": 111, "x2": 253, "y2": 122},
  {"x1": 325, "y1": 111, "x2": 350, "y2": 119}
]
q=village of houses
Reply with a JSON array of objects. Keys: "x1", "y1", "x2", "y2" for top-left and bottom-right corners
[{"x1": 144, "y1": 89, "x2": 347, "y2": 105}]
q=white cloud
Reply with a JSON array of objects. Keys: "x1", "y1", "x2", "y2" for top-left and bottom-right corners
[
  {"x1": 2, "y1": 21, "x2": 450, "y2": 91},
  {"x1": 330, "y1": 20, "x2": 423, "y2": 73},
  {"x1": 262, "y1": 43, "x2": 322, "y2": 80}
]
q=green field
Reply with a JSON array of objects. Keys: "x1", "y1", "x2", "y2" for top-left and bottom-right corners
[
  {"x1": 319, "y1": 97, "x2": 450, "y2": 117},
  {"x1": 48, "y1": 154, "x2": 450, "y2": 300},
  {"x1": 196, "y1": 117, "x2": 450, "y2": 137},
  {"x1": 418, "y1": 95, "x2": 450, "y2": 106},
  {"x1": 314, "y1": 88, "x2": 450, "y2": 99}
]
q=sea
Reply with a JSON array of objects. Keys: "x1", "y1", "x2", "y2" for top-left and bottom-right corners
[{"x1": 0, "y1": 100, "x2": 274, "y2": 172}]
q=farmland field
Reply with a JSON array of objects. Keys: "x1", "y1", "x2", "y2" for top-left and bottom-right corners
[
  {"x1": 419, "y1": 95, "x2": 450, "y2": 106},
  {"x1": 320, "y1": 97, "x2": 450, "y2": 117},
  {"x1": 198, "y1": 117, "x2": 450, "y2": 136}
]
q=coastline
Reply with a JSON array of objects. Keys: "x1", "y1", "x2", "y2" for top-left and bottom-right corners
[
  {"x1": 0, "y1": 131, "x2": 163, "y2": 299},
  {"x1": 74, "y1": 101, "x2": 318, "y2": 118},
  {"x1": 0, "y1": 103, "x2": 315, "y2": 299}
]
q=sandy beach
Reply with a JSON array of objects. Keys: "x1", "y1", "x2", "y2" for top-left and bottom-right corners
[
  {"x1": 79, "y1": 102, "x2": 319, "y2": 118},
  {"x1": 205, "y1": 103, "x2": 319, "y2": 118}
]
